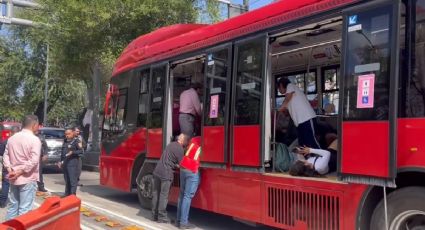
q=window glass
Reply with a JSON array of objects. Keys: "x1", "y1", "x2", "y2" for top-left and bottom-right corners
[
  {"x1": 149, "y1": 66, "x2": 166, "y2": 128},
  {"x1": 234, "y1": 39, "x2": 264, "y2": 125},
  {"x1": 343, "y1": 6, "x2": 393, "y2": 121},
  {"x1": 404, "y1": 0, "x2": 425, "y2": 117},
  {"x1": 323, "y1": 92, "x2": 339, "y2": 114},
  {"x1": 306, "y1": 72, "x2": 317, "y2": 93},
  {"x1": 204, "y1": 48, "x2": 229, "y2": 126},
  {"x1": 324, "y1": 68, "x2": 339, "y2": 91},
  {"x1": 138, "y1": 69, "x2": 150, "y2": 127},
  {"x1": 115, "y1": 89, "x2": 128, "y2": 131}
]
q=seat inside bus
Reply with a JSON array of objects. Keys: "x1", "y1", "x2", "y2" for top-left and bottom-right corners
[{"x1": 269, "y1": 16, "x2": 342, "y2": 175}]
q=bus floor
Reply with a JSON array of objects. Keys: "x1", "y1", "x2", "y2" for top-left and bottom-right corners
[{"x1": 263, "y1": 171, "x2": 345, "y2": 184}]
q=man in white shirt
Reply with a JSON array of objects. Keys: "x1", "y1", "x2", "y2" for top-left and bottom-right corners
[
  {"x1": 277, "y1": 78, "x2": 320, "y2": 148},
  {"x1": 179, "y1": 83, "x2": 202, "y2": 137}
]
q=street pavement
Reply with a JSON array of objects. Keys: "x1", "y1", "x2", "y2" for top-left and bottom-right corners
[{"x1": 0, "y1": 169, "x2": 275, "y2": 230}]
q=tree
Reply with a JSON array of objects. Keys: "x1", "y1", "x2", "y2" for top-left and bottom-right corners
[{"x1": 16, "y1": 0, "x2": 218, "y2": 150}]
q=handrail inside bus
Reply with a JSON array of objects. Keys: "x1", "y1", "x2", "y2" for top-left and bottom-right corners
[{"x1": 271, "y1": 39, "x2": 342, "y2": 57}]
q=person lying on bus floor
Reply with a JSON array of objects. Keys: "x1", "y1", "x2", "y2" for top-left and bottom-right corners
[{"x1": 292, "y1": 146, "x2": 331, "y2": 175}]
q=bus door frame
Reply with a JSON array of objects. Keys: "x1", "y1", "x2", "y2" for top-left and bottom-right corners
[
  {"x1": 338, "y1": 0, "x2": 401, "y2": 186},
  {"x1": 230, "y1": 33, "x2": 269, "y2": 171},
  {"x1": 201, "y1": 42, "x2": 233, "y2": 168}
]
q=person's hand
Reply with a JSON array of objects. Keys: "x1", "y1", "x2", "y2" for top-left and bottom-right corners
[
  {"x1": 297, "y1": 146, "x2": 311, "y2": 156},
  {"x1": 57, "y1": 162, "x2": 62, "y2": 169},
  {"x1": 42, "y1": 155, "x2": 48, "y2": 162},
  {"x1": 66, "y1": 151, "x2": 73, "y2": 157},
  {"x1": 7, "y1": 169, "x2": 23, "y2": 181}
]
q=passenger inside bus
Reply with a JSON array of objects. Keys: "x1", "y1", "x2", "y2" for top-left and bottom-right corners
[
  {"x1": 270, "y1": 16, "x2": 342, "y2": 177},
  {"x1": 171, "y1": 57, "x2": 204, "y2": 139}
]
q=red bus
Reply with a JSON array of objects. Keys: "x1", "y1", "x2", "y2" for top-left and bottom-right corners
[{"x1": 100, "y1": 0, "x2": 425, "y2": 229}]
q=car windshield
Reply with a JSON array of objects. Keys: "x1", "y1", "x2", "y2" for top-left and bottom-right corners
[{"x1": 40, "y1": 129, "x2": 65, "y2": 139}]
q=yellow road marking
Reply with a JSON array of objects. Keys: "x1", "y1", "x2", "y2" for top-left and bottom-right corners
[
  {"x1": 120, "y1": 226, "x2": 144, "y2": 230},
  {"x1": 105, "y1": 221, "x2": 122, "y2": 227},
  {"x1": 95, "y1": 216, "x2": 109, "y2": 222}
]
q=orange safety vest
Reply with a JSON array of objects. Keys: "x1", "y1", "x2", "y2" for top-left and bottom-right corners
[{"x1": 180, "y1": 137, "x2": 201, "y2": 173}]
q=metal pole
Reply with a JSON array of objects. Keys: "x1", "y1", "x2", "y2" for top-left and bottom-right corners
[
  {"x1": 384, "y1": 186, "x2": 389, "y2": 230},
  {"x1": 43, "y1": 44, "x2": 49, "y2": 126}
]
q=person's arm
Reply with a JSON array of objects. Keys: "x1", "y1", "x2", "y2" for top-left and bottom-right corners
[
  {"x1": 72, "y1": 140, "x2": 84, "y2": 156},
  {"x1": 279, "y1": 84, "x2": 295, "y2": 112},
  {"x1": 60, "y1": 142, "x2": 67, "y2": 162},
  {"x1": 192, "y1": 91, "x2": 202, "y2": 116},
  {"x1": 3, "y1": 142, "x2": 11, "y2": 172}
]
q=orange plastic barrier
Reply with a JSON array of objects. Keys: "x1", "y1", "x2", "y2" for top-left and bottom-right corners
[{"x1": 2, "y1": 195, "x2": 81, "y2": 230}]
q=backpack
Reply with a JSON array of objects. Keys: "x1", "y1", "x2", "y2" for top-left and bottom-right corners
[{"x1": 274, "y1": 143, "x2": 295, "y2": 172}]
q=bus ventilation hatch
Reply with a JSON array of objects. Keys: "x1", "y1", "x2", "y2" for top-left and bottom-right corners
[{"x1": 267, "y1": 186, "x2": 340, "y2": 230}]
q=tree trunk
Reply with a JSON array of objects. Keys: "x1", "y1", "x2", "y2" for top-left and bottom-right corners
[{"x1": 90, "y1": 62, "x2": 101, "y2": 151}]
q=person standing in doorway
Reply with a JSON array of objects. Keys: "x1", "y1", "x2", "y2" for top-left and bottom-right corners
[
  {"x1": 176, "y1": 137, "x2": 201, "y2": 229},
  {"x1": 179, "y1": 83, "x2": 202, "y2": 137},
  {"x1": 0, "y1": 126, "x2": 20, "y2": 208},
  {"x1": 152, "y1": 134, "x2": 189, "y2": 223},
  {"x1": 277, "y1": 78, "x2": 320, "y2": 148},
  {"x1": 3, "y1": 115, "x2": 41, "y2": 220},
  {"x1": 59, "y1": 128, "x2": 83, "y2": 196}
]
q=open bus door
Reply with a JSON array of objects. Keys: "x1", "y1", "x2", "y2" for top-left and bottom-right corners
[
  {"x1": 201, "y1": 44, "x2": 232, "y2": 167},
  {"x1": 339, "y1": 0, "x2": 401, "y2": 187}
]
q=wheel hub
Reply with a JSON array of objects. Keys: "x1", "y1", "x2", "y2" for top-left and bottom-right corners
[{"x1": 391, "y1": 210, "x2": 425, "y2": 230}]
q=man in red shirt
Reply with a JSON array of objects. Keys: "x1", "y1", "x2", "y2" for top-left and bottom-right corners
[{"x1": 176, "y1": 137, "x2": 201, "y2": 229}]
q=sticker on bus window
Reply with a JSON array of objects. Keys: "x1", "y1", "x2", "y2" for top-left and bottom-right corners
[
  {"x1": 210, "y1": 87, "x2": 221, "y2": 94},
  {"x1": 356, "y1": 74, "x2": 375, "y2": 109},
  {"x1": 241, "y1": 82, "x2": 256, "y2": 90},
  {"x1": 348, "y1": 24, "x2": 362, "y2": 32},
  {"x1": 349, "y1": 15, "x2": 358, "y2": 25},
  {"x1": 209, "y1": 95, "x2": 219, "y2": 118},
  {"x1": 153, "y1": 97, "x2": 162, "y2": 103},
  {"x1": 208, "y1": 60, "x2": 215, "y2": 66}
]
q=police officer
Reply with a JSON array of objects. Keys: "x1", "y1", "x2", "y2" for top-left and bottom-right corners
[{"x1": 59, "y1": 128, "x2": 83, "y2": 196}]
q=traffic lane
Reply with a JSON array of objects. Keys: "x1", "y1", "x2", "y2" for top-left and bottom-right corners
[{"x1": 43, "y1": 170, "x2": 275, "y2": 230}]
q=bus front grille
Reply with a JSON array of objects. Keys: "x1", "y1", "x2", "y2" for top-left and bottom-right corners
[{"x1": 267, "y1": 186, "x2": 340, "y2": 230}]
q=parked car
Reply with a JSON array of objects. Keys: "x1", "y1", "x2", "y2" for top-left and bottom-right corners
[
  {"x1": 39, "y1": 127, "x2": 65, "y2": 168},
  {"x1": 0, "y1": 122, "x2": 21, "y2": 142}
]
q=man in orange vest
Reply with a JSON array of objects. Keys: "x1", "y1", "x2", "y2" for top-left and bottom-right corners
[{"x1": 176, "y1": 137, "x2": 201, "y2": 229}]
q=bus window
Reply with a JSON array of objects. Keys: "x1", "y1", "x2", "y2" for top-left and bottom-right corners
[
  {"x1": 234, "y1": 39, "x2": 264, "y2": 125},
  {"x1": 404, "y1": 0, "x2": 425, "y2": 117},
  {"x1": 343, "y1": 6, "x2": 393, "y2": 121},
  {"x1": 148, "y1": 66, "x2": 166, "y2": 129},
  {"x1": 204, "y1": 48, "x2": 229, "y2": 126},
  {"x1": 322, "y1": 66, "x2": 340, "y2": 114},
  {"x1": 116, "y1": 89, "x2": 128, "y2": 131},
  {"x1": 138, "y1": 69, "x2": 150, "y2": 127}
]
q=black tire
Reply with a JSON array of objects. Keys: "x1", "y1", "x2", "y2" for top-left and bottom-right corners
[
  {"x1": 137, "y1": 172, "x2": 154, "y2": 210},
  {"x1": 370, "y1": 186, "x2": 425, "y2": 230}
]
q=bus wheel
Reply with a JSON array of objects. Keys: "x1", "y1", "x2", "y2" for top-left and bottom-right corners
[
  {"x1": 370, "y1": 187, "x2": 425, "y2": 230},
  {"x1": 137, "y1": 173, "x2": 153, "y2": 209}
]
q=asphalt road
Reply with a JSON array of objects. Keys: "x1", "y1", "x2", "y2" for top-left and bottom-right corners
[{"x1": 27, "y1": 169, "x2": 275, "y2": 230}]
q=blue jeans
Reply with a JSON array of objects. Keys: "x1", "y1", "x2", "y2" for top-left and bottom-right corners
[
  {"x1": 177, "y1": 169, "x2": 200, "y2": 225},
  {"x1": 6, "y1": 182, "x2": 37, "y2": 220},
  {"x1": 0, "y1": 168, "x2": 9, "y2": 205}
]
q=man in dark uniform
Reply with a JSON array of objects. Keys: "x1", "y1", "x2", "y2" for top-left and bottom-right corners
[
  {"x1": 0, "y1": 126, "x2": 20, "y2": 208},
  {"x1": 59, "y1": 128, "x2": 83, "y2": 196},
  {"x1": 36, "y1": 132, "x2": 48, "y2": 192},
  {"x1": 151, "y1": 133, "x2": 189, "y2": 223}
]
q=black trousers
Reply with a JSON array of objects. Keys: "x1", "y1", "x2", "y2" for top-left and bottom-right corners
[
  {"x1": 63, "y1": 158, "x2": 80, "y2": 196},
  {"x1": 37, "y1": 159, "x2": 44, "y2": 191},
  {"x1": 151, "y1": 175, "x2": 172, "y2": 221}
]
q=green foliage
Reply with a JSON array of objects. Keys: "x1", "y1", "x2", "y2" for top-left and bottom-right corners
[{"x1": 0, "y1": 0, "x2": 219, "y2": 124}]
